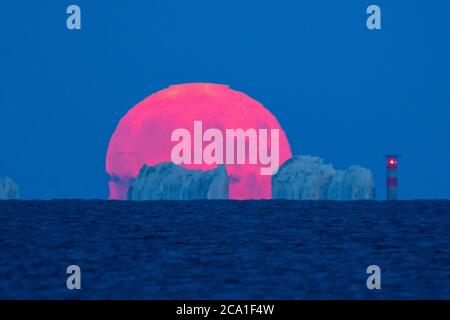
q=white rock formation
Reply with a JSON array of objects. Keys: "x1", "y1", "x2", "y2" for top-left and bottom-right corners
[
  {"x1": 127, "y1": 163, "x2": 228, "y2": 200},
  {"x1": 272, "y1": 156, "x2": 376, "y2": 200},
  {"x1": 0, "y1": 177, "x2": 20, "y2": 200}
]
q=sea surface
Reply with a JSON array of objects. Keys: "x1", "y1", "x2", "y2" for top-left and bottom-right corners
[{"x1": 0, "y1": 200, "x2": 449, "y2": 299}]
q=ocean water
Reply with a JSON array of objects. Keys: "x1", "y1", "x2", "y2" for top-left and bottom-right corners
[{"x1": 0, "y1": 200, "x2": 449, "y2": 299}]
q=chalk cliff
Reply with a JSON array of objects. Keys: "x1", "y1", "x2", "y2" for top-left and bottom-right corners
[
  {"x1": 0, "y1": 177, "x2": 20, "y2": 200},
  {"x1": 272, "y1": 156, "x2": 376, "y2": 200},
  {"x1": 127, "y1": 163, "x2": 228, "y2": 200}
]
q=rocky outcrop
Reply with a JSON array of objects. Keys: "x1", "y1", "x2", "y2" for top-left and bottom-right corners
[
  {"x1": 0, "y1": 177, "x2": 20, "y2": 200},
  {"x1": 127, "y1": 163, "x2": 228, "y2": 200},
  {"x1": 272, "y1": 156, "x2": 376, "y2": 200}
]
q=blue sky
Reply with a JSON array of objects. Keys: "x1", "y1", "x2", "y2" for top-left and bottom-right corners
[{"x1": 1, "y1": 0, "x2": 449, "y2": 199}]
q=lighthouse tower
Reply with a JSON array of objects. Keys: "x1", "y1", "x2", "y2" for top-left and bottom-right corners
[{"x1": 385, "y1": 155, "x2": 399, "y2": 200}]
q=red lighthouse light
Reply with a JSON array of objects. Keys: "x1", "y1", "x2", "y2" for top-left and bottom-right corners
[{"x1": 387, "y1": 158, "x2": 397, "y2": 168}]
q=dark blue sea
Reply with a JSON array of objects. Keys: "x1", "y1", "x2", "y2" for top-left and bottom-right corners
[{"x1": 0, "y1": 200, "x2": 449, "y2": 299}]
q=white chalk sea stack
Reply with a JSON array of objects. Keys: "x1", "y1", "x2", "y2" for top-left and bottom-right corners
[
  {"x1": 128, "y1": 163, "x2": 228, "y2": 200},
  {"x1": 0, "y1": 177, "x2": 20, "y2": 200},
  {"x1": 272, "y1": 156, "x2": 376, "y2": 200}
]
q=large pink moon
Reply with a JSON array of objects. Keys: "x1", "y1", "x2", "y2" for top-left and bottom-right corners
[{"x1": 106, "y1": 83, "x2": 292, "y2": 200}]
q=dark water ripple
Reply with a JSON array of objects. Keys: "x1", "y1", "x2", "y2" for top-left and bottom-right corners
[{"x1": 0, "y1": 200, "x2": 449, "y2": 299}]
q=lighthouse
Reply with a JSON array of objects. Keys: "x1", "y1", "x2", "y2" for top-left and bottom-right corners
[{"x1": 385, "y1": 155, "x2": 399, "y2": 200}]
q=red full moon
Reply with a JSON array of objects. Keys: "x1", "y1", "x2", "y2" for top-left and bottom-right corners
[{"x1": 106, "y1": 83, "x2": 292, "y2": 200}]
